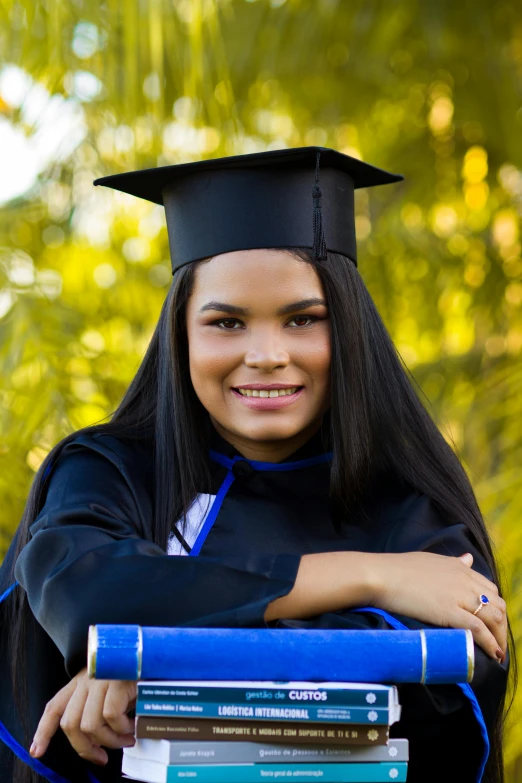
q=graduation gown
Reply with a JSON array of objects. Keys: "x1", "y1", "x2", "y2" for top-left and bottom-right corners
[{"x1": 0, "y1": 423, "x2": 508, "y2": 783}]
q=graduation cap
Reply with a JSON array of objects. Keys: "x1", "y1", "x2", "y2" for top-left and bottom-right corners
[{"x1": 93, "y1": 146, "x2": 404, "y2": 274}]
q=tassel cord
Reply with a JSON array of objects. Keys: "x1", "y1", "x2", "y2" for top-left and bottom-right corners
[{"x1": 312, "y1": 151, "x2": 327, "y2": 260}]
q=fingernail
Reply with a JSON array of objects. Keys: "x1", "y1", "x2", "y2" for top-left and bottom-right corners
[
  {"x1": 496, "y1": 647, "x2": 504, "y2": 661},
  {"x1": 29, "y1": 742, "x2": 37, "y2": 756}
]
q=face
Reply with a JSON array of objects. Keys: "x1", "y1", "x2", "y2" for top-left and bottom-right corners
[{"x1": 185, "y1": 249, "x2": 331, "y2": 460}]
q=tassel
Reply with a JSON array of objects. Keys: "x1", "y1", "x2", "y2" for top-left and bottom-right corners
[{"x1": 312, "y1": 150, "x2": 327, "y2": 261}]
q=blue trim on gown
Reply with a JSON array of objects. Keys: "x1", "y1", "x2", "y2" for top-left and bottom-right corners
[{"x1": 193, "y1": 450, "x2": 334, "y2": 556}]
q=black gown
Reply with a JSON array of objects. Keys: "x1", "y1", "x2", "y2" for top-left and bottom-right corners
[{"x1": 0, "y1": 422, "x2": 508, "y2": 783}]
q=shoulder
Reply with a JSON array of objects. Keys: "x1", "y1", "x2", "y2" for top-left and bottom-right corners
[
  {"x1": 361, "y1": 468, "x2": 465, "y2": 544},
  {"x1": 359, "y1": 467, "x2": 425, "y2": 528},
  {"x1": 66, "y1": 430, "x2": 154, "y2": 479},
  {"x1": 39, "y1": 429, "x2": 155, "y2": 529},
  {"x1": 378, "y1": 480, "x2": 482, "y2": 562}
]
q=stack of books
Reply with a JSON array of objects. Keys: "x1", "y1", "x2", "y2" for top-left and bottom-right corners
[{"x1": 122, "y1": 679, "x2": 408, "y2": 782}]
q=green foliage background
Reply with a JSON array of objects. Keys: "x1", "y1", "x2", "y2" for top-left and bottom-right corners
[{"x1": 1, "y1": 0, "x2": 521, "y2": 774}]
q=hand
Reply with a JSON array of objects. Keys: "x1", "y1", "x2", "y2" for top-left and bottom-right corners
[
  {"x1": 29, "y1": 666, "x2": 137, "y2": 766},
  {"x1": 369, "y1": 551, "x2": 507, "y2": 662}
]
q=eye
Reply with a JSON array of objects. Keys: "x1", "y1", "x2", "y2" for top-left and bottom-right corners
[
  {"x1": 213, "y1": 318, "x2": 243, "y2": 329},
  {"x1": 287, "y1": 315, "x2": 318, "y2": 327}
]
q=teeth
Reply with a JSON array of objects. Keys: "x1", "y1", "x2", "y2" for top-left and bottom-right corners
[{"x1": 236, "y1": 387, "x2": 298, "y2": 397}]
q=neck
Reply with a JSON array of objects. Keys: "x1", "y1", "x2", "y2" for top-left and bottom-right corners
[{"x1": 209, "y1": 416, "x2": 325, "y2": 463}]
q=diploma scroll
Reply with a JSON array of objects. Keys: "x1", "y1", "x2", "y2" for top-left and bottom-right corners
[{"x1": 88, "y1": 625, "x2": 474, "y2": 685}]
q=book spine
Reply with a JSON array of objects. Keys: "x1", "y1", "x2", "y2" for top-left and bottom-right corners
[
  {"x1": 164, "y1": 762, "x2": 408, "y2": 782},
  {"x1": 136, "y1": 701, "x2": 390, "y2": 724},
  {"x1": 135, "y1": 717, "x2": 390, "y2": 745},
  {"x1": 127, "y1": 738, "x2": 409, "y2": 764},
  {"x1": 136, "y1": 685, "x2": 390, "y2": 708}
]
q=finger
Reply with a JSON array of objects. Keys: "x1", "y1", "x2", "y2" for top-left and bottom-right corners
[
  {"x1": 466, "y1": 585, "x2": 503, "y2": 619},
  {"x1": 467, "y1": 594, "x2": 507, "y2": 655},
  {"x1": 101, "y1": 682, "x2": 137, "y2": 736},
  {"x1": 466, "y1": 573, "x2": 502, "y2": 615},
  {"x1": 30, "y1": 679, "x2": 77, "y2": 758},
  {"x1": 454, "y1": 608, "x2": 504, "y2": 661},
  {"x1": 80, "y1": 683, "x2": 135, "y2": 749},
  {"x1": 79, "y1": 721, "x2": 135, "y2": 751},
  {"x1": 60, "y1": 681, "x2": 108, "y2": 766}
]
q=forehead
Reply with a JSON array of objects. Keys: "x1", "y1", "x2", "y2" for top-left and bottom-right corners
[{"x1": 189, "y1": 249, "x2": 324, "y2": 306}]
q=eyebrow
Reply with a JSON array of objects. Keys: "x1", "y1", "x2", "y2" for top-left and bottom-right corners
[{"x1": 199, "y1": 298, "x2": 327, "y2": 316}]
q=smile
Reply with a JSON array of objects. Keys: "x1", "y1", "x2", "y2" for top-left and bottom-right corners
[
  {"x1": 235, "y1": 387, "x2": 300, "y2": 398},
  {"x1": 231, "y1": 386, "x2": 305, "y2": 410}
]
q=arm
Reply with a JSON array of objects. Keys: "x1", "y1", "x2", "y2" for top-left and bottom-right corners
[
  {"x1": 269, "y1": 492, "x2": 509, "y2": 783},
  {"x1": 265, "y1": 548, "x2": 506, "y2": 662},
  {"x1": 14, "y1": 435, "x2": 301, "y2": 678},
  {"x1": 17, "y1": 435, "x2": 504, "y2": 667},
  {"x1": 264, "y1": 550, "x2": 376, "y2": 622}
]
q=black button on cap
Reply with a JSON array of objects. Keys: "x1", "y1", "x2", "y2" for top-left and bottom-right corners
[{"x1": 232, "y1": 460, "x2": 255, "y2": 480}]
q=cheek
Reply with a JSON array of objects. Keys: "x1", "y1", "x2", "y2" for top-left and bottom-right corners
[
  {"x1": 293, "y1": 332, "x2": 331, "y2": 390},
  {"x1": 188, "y1": 332, "x2": 240, "y2": 397}
]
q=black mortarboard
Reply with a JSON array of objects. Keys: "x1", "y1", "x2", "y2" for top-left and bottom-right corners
[{"x1": 93, "y1": 146, "x2": 404, "y2": 274}]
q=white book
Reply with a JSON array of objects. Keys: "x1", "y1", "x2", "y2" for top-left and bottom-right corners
[{"x1": 124, "y1": 738, "x2": 409, "y2": 765}]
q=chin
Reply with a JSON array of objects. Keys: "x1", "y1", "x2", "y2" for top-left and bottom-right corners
[{"x1": 232, "y1": 418, "x2": 312, "y2": 443}]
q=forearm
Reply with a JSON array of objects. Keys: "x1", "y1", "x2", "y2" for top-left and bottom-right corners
[
  {"x1": 265, "y1": 548, "x2": 507, "y2": 664},
  {"x1": 264, "y1": 551, "x2": 375, "y2": 622},
  {"x1": 15, "y1": 529, "x2": 301, "y2": 677}
]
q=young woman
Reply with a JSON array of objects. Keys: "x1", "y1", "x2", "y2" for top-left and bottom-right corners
[{"x1": 0, "y1": 148, "x2": 512, "y2": 783}]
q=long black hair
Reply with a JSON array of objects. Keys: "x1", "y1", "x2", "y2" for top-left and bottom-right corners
[{"x1": 3, "y1": 247, "x2": 514, "y2": 783}]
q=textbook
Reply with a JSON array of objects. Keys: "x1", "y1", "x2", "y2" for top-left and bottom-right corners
[
  {"x1": 121, "y1": 758, "x2": 408, "y2": 783},
  {"x1": 136, "y1": 681, "x2": 397, "y2": 708},
  {"x1": 135, "y1": 716, "x2": 391, "y2": 745},
  {"x1": 135, "y1": 701, "x2": 399, "y2": 725},
  {"x1": 124, "y1": 738, "x2": 409, "y2": 765},
  {"x1": 135, "y1": 681, "x2": 400, "y2": 725},
  {"x1": 90, "y1": 625, "x2": 473, "y2": 684}
]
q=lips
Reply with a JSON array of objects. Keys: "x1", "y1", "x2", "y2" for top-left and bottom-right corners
[
  {"x1": 235, "y1": 387, "x2": 300, "y2": 398},
  {"x1": 231, "y1": 386, "x2": 305, "y2": 410}
]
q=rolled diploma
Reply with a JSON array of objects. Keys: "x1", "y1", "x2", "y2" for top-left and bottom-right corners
[{"x1": 88, "y1": 625, "x2": 474, "y2": 684}]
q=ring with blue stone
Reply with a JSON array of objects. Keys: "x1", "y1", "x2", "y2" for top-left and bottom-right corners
[{"x1": 472, "y1": 594, "x2": 490, "y2": 616}]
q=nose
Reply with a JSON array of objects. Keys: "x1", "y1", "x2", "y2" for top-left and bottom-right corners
[{"x1": 244, "y1": 328, "x2": 290, "y2": 371}]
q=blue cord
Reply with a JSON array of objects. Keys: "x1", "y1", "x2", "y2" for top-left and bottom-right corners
[{"x1": 352, "y1": 607, "x2": 489, "y2": 782}]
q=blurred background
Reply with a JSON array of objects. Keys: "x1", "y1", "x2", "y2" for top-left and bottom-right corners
[{"x1": 0, "y1": 0, "x2": 521, "y2": 774}]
